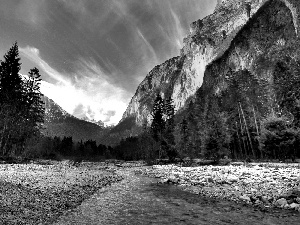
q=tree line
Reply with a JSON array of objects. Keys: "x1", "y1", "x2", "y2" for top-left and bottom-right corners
[{"x1": 24, "y1": 135, "x2": 113, "y2": 160}]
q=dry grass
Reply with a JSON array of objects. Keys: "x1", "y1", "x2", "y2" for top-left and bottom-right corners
[{"x1": 0, "y1": 160, "x2": 123, "y2": 225}]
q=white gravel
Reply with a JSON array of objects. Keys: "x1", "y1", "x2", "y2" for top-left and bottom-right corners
[{"x1": 142, "y1": 163, "x2": 300, "y2": 212}]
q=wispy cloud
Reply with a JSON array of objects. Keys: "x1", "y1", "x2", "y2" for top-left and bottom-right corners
[
  {"x1": 20, "y1": 46, "x2": 69, "y2": 85},
  {"x1": 20, "y1": 46, "x2": 129, "y2": 125},
  {"x1": 136, "y1": 28, "x2": 159, "y2": 64}
]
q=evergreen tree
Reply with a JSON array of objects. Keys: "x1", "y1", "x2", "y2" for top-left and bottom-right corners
[
  {"x1": 151, "y1": 93, "x2": 165, "y2": 140},
  {"x1": 186, "y1": 101, "x2": 199, "y2": 157},
  {"x1": 150, "y1": 93, "x2": 165, "y2": 158},
  {"x1": 178, "y1": 117, "x2": 188, "y2": 157},
  {"x1": 273, "y1": 60, "x2": 300, "y2": 126},
  {"x1": 163, "y1": 96, "x2": 176, "y2": 160},
  {"x1": 0, "y1": 43, "x2": 44, "y2": 156},
  {"x1": 0, "y1": 43, "x2": 23, "y2": 155},
  {"x1": 203, "y1": 99, "x2": 230, "y2": 161},
  {"x1": 17, "y1": 68, "x2": 45, "y2": 154}
]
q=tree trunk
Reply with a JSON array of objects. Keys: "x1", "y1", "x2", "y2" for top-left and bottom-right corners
[
  {"x1": 238, "y1": 107, "x2": 247, "y2": 158},
  {"x1": 239, "y1": 102, "x2": 256, "y2": 159},
  {"x1": 235, "y1": 122, "x2": 243, "y2": 159},
  {"x1": 0, "y1": 125, "x2": 7, "y2": 156},
  {"x1": 252, "y1": 105, "x2": 263, "y2": 159},
  {"x1": 2, "y1": 131, "x2": 11, "y2": 157}
]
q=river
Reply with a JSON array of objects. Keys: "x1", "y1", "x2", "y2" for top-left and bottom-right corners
[{"x1": 54, "y1": 167, "x2": 300, "y2": 225}]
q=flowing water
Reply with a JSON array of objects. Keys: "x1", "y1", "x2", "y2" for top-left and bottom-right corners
[{"x1": 54, "y1": 168, "x2": 300, "y2": 225}]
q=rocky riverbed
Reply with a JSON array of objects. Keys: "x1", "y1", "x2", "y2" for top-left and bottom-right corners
[{"x1": 139, "y1": 163, "x2": 300, "y2": 212}]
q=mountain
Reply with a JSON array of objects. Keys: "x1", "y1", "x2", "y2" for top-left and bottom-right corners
[
  {"x1": 80, "y1": 116, "x2": 105, "y2": 128},
  {"x1": 112, "y1": 0, "x2": 300, "y2": 144},
  {"x1": 41, "y1": 96, "x2": 106, "y2": 143}
]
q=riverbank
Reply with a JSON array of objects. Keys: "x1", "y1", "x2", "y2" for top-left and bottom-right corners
[
  {"x1": 0, "y1": 160, "x2": 123, "y2": 224},
  {"x1": 138, "y1": 162, "x2": 300, "y2": 212}
]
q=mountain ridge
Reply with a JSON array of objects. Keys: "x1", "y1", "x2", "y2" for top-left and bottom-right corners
[{"x1": 41, "y1": 95, "x2": 106, "y2": 143}]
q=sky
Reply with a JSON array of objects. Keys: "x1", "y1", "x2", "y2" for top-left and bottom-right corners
[{"x1": 0, "y1": 0, "x2": 217, "y2": 126}]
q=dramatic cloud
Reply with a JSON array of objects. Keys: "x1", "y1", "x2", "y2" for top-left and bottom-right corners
[
  {"x1": 20, "y1": 46, "x2": 129, "y2": 125},
  {"x1": 0, "y1": 0, "x2": 217, "y2": 125}
]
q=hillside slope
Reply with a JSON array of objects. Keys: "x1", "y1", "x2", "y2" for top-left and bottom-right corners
[{"x1": 41, "y1": 96, "x2": 105, "y2": 143}]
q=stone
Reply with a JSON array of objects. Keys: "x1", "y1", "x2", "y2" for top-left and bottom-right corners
[
  {"x1": 161, "y1": 178, "x2": 169, "y2": 184},
  {"x1": 275, "y1": 198, "x2": 288, "y2": 208},
  {"x1": 260, "y1": 196, "x2": 269, "y2": 204},
  {"x1": 250, "y1": 196, "x2": 257, "y2": 203},
  {"x1": 207, "y1": 177, "x2": 214, "y2": 183},
  {"x1": 240, "y1": 195, "x2": 251, "y2": 202},
  {"x1": 289, "y1": 203, "x2": 300, "y2": 210},
  {"x1": 168, "y1": 175, "x2": 179, "y2": 184},
  {"x1": 227, "y1": 175, "x2": 239, "y2": 183}
]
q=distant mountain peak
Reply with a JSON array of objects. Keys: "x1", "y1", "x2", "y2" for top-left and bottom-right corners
[{"x1": 41, "y1": 95, "x2": 106, "y2": 143}]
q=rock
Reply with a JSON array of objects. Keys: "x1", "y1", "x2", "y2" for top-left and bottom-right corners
[
  {"x1": 289, "y1": 203, "x2": 300, "y2": 210},
  {"x1": 168, "y1": 175, "x2": 179, "y2": 184},
  {"x1": 250, "y1": 196, "x2": 257, "y2": 203},
  {"x1": 227, "y1": 175, "x2": 239, "y2": 183},
  {"x1": 161, "y1": 178, "x2": 169, "y2": 184},
  {"x1": 207, "y1": 177, "x2": 214, "y2": 183},
  {"x1": 275, "y1": 198, "x2": 288, "y2": 208},
  {"x1": 296, "y1": 197, "x2": 300, "y2": 204},
  {"x1": 260, "y1": 196, "x2": 269, "y2": 204},
  {"x1": 240, "y1": 195, "x2": 251, "y2": 202}
]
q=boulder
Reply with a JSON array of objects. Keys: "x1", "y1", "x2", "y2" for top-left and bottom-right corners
[
  {"x1": 260, "y1": 196, "x2": 270, "y2": 204},
  {"x1": 227, "y1": 175, "x2": 239, "y2": 183},
  {"x1": 275, "y1": 198, "x2": 288, "y2": 208},
  {"x1": 240, "y1": 195, "x2": 251, "y2": 202},
  {"x1": 168, "y1": 175, "x2": 179, "y2": 184},
  {"x1": 289, "y1": 203, "x2": 300, "y2": 210}
]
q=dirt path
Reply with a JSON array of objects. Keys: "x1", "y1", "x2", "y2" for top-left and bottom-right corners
[{"x1": 54, "y1": 168, "x2": 300, "y2": 225}]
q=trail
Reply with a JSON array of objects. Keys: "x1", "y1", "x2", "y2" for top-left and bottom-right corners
[{"x1": 54, "y1": 168, "x2": 300, "y2": 225}]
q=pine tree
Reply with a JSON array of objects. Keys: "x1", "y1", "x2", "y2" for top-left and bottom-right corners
[
  {"x1": 186, "y1": 101, "x2": 199, "y2": 157},
  {"x1": 179, "y1": 117, "x2": 188, "y2": 157},
  {"x1": 0, "y1": 43, "x2": 44, "y2": 156},
  {"x1": 151, "y1": 93, "x2": 165, "y2": 140},
  {"x1": 163, "y1": 96, "x2": 176, "y2": 160},
  {"x1": 0, "y1": 43, "x2": 23, "y2": 155},
  {"x1": 24, "y1": 68, "x2": 45, "y2": 132},
  {"x1": 150, "y1": 93, "x2": 165, "y2": 158},
  {"x1": 204, "y1": 100, "x2": 230, "y2": 161}
]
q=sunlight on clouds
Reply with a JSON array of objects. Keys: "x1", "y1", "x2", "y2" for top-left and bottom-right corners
[{"x1": 20, "y1": 46, "x2": 129, "y2": 126}]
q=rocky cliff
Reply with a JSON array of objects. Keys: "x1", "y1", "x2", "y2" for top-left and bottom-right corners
[{"x1": 121, "y1": 0, "x2": 300, "y2": 128}]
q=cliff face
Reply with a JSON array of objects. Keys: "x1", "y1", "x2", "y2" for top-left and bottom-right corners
[{"x1": 122, "y1": 0, "x2": 300, "y2": 127}]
